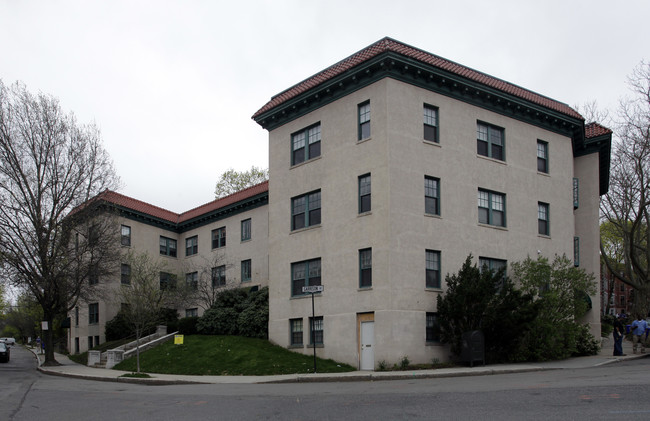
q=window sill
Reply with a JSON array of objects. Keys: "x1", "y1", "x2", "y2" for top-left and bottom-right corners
[
  {"x1": 423, "y1": 139, "x2": 441, "y2": 147},
  {"x1": 358, "y1": 286, "x2": 373, "y2": 291},
  {"x1": 425, "y1": 287, "x2": 443, "y2": 292},
  {"x1": 357, "y1": 137, "x2": 372, "y2": 145},
  {"x1": 538, "y1": 234, "x2": 551, "y2": 239},
  {"x1": 308, "y1": 344, "x2": 324, "y2": 348},
  {"x1": 537, "y1": 171, "x2": 550, "y2": 177},
  {"x1": 358, "y1": 211, "x2": 372, "y2": 217},
  {"x1": 424, "y1": 213, "x2": 441, "y2": 219},
  {"x1": 291, "y1": 155, "x2": 322, "y2": 169},
  {"x1": 211, "y1": 246, "x2": 227, "y2": 251},
  {"x1": 290, "y1": 224, "x2": 321, "y2": 235},
  {"x1": 288, "y1": 344, "x2": 304, "y2": 349},
  {"x1": 241, "y1": 239, "x2": 251, "y2": 244},
  {"x1": 476, "y1": 154, "x2": 507, "y2": 165},
  {"x1": 477, "y1": 223, "x2": 508, "y2": 231}
]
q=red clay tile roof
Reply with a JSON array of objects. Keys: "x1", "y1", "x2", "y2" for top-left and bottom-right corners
[
  {"x1": 253, "y1": 37, "x2": 583, "y2": 121},
  {"x1": 94, "y1": 180, "x2": 269, "y2": 224},
  {"x1": 585, "y1": 122, "x2": 613, "y2": 138}
]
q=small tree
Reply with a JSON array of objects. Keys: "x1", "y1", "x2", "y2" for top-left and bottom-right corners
[
  {"x1": 214, "y1": 166, "x2": 268, "y2": 199},
  {"x1": 116, "y1": 252, "x2": 186, "y2": 373},
  {"x1": 436, "y1": 255, "x2": 538, "y2": 363},
  {"x1": 510, "y1": 255, "x2": 598, "y2": 360}
]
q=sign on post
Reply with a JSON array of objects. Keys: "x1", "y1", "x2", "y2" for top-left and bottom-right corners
[
  {"x1": 302, "y1": 285, "x2": 324, "y2": 293},
  {"x1": 302, "y1": 285, "x2": 323, "y2": 373},
  {"x1": 174, "y1": 334, "x2": 184, "y2": 345}
]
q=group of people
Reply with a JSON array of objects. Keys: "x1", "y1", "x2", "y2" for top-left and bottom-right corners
[{"x1": 613, "y1": 314, "x2": 649, "y2": 356}]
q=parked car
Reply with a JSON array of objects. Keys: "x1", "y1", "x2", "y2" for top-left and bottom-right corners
[
  {"x1": 0, "y1": 342, "x2": 9, "y2": 363},
  {"x1": 0, "y1": 337, "x2": 16, "y2": 347}
]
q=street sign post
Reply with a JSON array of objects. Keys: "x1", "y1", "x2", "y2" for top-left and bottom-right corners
[{"x1": 302, "y1": 285, "x2": 323, "y2": 373}]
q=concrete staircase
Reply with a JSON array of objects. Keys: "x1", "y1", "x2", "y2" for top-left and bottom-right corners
[{"x1": 88, "y1": 326, "x2": 179, "y2": 369}]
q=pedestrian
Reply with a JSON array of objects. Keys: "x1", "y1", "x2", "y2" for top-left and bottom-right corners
[
  {"x1": 613, "y1": 315, "x2": 626, "y2": 356},
  {"x1": 630, "y1": 315, "x2": 648, "y2": 354}
]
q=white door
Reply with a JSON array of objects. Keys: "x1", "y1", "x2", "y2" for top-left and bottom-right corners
[{"x1": 360, "y1": 321, "x2": 375, "y2": 370}]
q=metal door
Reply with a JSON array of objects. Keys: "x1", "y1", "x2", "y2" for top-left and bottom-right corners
[{"x1": 360, "y1": 321, "x2": 375, "y2": 370}]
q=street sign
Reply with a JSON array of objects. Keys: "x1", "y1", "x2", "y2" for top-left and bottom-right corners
[{"x1": 302, "y1": 285, "x2": 323, "y2": 293}]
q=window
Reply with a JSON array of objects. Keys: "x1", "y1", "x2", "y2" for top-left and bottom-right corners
[
  {"x1": 160, "y1": 236, "x2": 177, "y2": 257},
  {"x1": 538, "y1": 202, "x2": 549, "y2": 236},
  {"x1": 573, "y1": 178, "x2": 579, "y2": 209},
  {"x1": 620, "y1": 296, "x2": 625, "y2": 306},
  {"x1": 160, "y1": 272, "x2": 176, "y2": 290},
  {"x1": 574, "y1": 237, "x2": 580, "y2": 267},
  {"x1": 186, "y1": 308, "x2": 198, "y2": 318},
  {"x1": 121, "y1": 225, "x2": 131, "y2": 246},
  {"x1": 212, "y1": 265, "x2": 226, "y2": 287},
  {"x1": 75, "y1": 307, "x2": 79, "y2": 327},
  {"x1": 186, "y1": 272, "x2": 198, "y2": 290},
  {"x1": 88, "y1": 336, "x2": 94, "y2": 349},
  {"x1": 425, "y1": 176, "x2": 440, "y2": 215},
  {"x1": 310, "y1": 316, "x2": 324, "y2": 345},
  {"x1": 620, "y1": 284, "x2": 625, "y2": 292},
  {"x1": 477, "y1": 122, "x2": 505, "y2": 161},
  {"x1": 241, "y1": 259, "x2": 252, "y2": 282},
  {"x1": 359, "y1": 248, "x2": 372, "y2": 288},
  {"x1": 212, "y1": 227, "x2": 226, "y2": 249},
  {"x1": 241, "y1": 219, "x2": 251, "y2": 241},
  {"x1": 292, "y1": 123, "x2": 321, "y2": 165},
  {"x1": 426, "y1": 250, "x2": 441, "y2": 288},
  {"x1": 120, "y1": 263, "x2": 131, "y2": 285},
  {"x1": 426, "y1": 312, "x2": 440, "y2": 343},
  {"x1": 537, "y1": 140, "x2": 548, "y2": 173},
  {"x1": 291, "y1": 258, "x2": 321, "y2": 296},
  {"x1": 423, "y1": 104, "x2": 439, "y2": 142},
  {"x1": 88, "y1": 263, "x2": 99, "y2": 285},
  {"x1": 75, "y1": 337, "x2": 79, "y2": 354},
  {"x1": 185, "y1": 236, "x2": 198, "y2": 256},
  {"x1": 292, "y1": 190, "x2": 321, "y2": 230},
  {"x1": 358, "y1": 101, "x2": 370, "y2": 140},
  {"x1": 358, "y1": 174, "x2": 371, "y2": 213},
  {"x1": 290, "y1": 318, "x2": 303, "y2": 346},
  {"x1": 89, "y1": 303, "x2": 99, "y2": 325},
  {"x1": 478, "y1": 189, "x2": 506, "y2": 227},
  {"x1": 479, "y1": 257, "x2": 507, "y2": 274}
]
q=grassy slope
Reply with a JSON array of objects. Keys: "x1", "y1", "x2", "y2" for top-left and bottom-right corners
[{"x1": 112, "y1": 335, "x2": 356, "y2": 375}]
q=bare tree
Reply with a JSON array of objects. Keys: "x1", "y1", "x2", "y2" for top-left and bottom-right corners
[
  {"x1": 182, "y1": 253, "x2": 235, "y2": 311},
  {"x1": 214, "y1": 166, "x2": 268, "y2": 199},
  {"x1": 0, "y1": 81, "x2": 120, "y2": 365},
  {"x1": 116, "y1": 252, "x2": 188, "y2": 373},
  {"x1": 600, "y1": 61, "x2": 650, "y2": 316}
]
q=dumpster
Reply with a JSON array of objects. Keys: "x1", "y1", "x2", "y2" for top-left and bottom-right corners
[{"x1": 461, "y1": 330, "x2": 485, "y2": 367}]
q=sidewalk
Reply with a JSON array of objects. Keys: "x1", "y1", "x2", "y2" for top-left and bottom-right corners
[{"x1": 31, "y1": 337, "x2": 649, "y2": 385}]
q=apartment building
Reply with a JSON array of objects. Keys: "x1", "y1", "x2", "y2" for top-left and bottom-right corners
[
  {"x1": 68, "y1": 182, "x2": 269, "y2": 354},
  {"x1": 252, "y1": 37, "x2": 611, "y2": 369}
]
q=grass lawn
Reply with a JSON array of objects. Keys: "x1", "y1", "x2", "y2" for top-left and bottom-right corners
[{"x1": 112, "y1": 335, "x2": 356, "y2": 376}]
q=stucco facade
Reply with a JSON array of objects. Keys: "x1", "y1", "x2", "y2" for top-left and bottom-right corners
[
  {"x1": 68, "y1": 184, "x2": 269, "y2": 354},
  {"x1": 254, "y1": 37, "x2": 610, "y2": 369}
]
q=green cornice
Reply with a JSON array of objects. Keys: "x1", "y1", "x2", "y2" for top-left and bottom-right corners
[
  {"x1": 104, "y1": 192, "x2": 269, "y2": 234},
  {"x1": 254, "y1": 51, "x2": 585, "y2": 149}
]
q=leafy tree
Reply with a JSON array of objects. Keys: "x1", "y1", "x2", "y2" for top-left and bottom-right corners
[
  {"x1": 2, "y1": 291, "x2": 43, "y2": 342},
  {"x1": 0, "y1": 81, "x2": 120, "y2": 365},
  {"x1": 599, "y1": 61, "x2": 650, "y2": 316},
  {"x1": 436, "y1": 256, "x2": 538, "y2": 363},
  {"x1": 510, "y1": 255, "x2": 599, "y2": 360},
  {"x1": 214, "y1": 166, "x2": 268, "y2": 199}
]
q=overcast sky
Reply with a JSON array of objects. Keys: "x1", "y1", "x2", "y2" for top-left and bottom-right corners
[{"x1": 1, "y1": 0, "x2": 648, "y2": 213}]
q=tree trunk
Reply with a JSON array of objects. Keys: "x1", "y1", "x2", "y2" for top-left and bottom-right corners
[{"x1": 42, "y1": 316, "x2": 59, "y2": 366}]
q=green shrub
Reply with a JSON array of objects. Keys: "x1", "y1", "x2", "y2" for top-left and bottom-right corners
[
  {"x1": 105, "y1": 311, "x2": 134, "y2": 341},
  {"x1": 178, "y1": 317, "x2": 199, "y2": 335},
  {"x1": 399, "y1": 355, "x2": 410, "y2": 370},
  {"x1": 197, "y1": 287, "x2": 269, "y2": 338}
]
